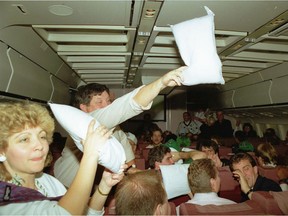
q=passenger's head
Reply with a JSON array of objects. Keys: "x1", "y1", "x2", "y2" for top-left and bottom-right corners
[
  {"x1": 188, "y1": 158, "x2": 220, "y2": 194},
  {"x1": 115, "y1": 170, "x2": 170, "y2": 215},
  {"x1": 229, "y1": 152, "x2": 258, "y2": 188},
  {"x1": 243, "y1": 123, "x2": 253, "y2": 133},
  {"x1": 263, "y1": 128, "x2": 280, "y2": 145},
  {"x1": 148, "y1": 145, "x2": 174, "y2": 170},
  {"x1": 255, "y1": 143, "x2": 278, "y2": 167},
  {"x1": 150, "y1": 128, "x2": 163, "y2": 145},
  {"x1": 0, "y1": 101, "x2": 54, "y2": 181},
  {"x1": 216, "y1": 110, "x2": 224, "y2": 122},
  {"x1": 206, "y1": 116, "x2": 216, "y2": 126},
  {"x1": 196, "y1": 139, "x2": 219, "y2": 156},
  {"x1": 183, "y1": 112, "x2": 191, "y2": 122},
  {"x1": 234, "y1": 130, "x2": 247, "y2": 142},
  {"x1": 73, "y1": 83, "x2": 110, "y2": 112}
]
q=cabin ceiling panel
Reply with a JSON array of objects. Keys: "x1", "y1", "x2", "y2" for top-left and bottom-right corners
[{"x1": 0, "y1": 1, "x2": 288, "y2": 93}]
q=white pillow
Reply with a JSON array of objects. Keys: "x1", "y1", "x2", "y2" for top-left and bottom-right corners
[
  {"x1": 49, "y1": 103, "x2": 126, "y2": 173},
  {"x1": 160, "y1": 164, "x2": 190, "y2": 199},
  {"x1": 171, "y1": 6, "x2": 225, "y2": 86}
]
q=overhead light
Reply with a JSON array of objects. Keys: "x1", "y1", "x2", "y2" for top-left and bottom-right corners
[
  {"x1": 268, "y1": 22, "x2": 288, "y2": 37},
  {"x1": 145, "y1": 9, "x2": 156, "y2": 18},
  {"x1": 48, "y1": 5, "x2": 73, "y2": 16}
]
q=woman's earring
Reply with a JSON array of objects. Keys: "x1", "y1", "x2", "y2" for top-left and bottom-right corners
[{"x1": 0, "y1": 155, "x2": 7, "y2": 162}]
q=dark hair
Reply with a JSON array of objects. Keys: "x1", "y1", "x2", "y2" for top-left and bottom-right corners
[
  {"x1": 229, "y1": 152, "x2": 257, "y2": 172},
  {"x1": 148, "y1": 145, "x2": 171, "y2": 169},
  {"x1": 73, "y1": 83, "x2": 109, "y2": 108},
  {"x1": 196, "y1": 139, "x2": 219, "y2": 154},
  {"x1": 235, "y1": 130, "x2": 246, "y2": 142},
  {"x1": 243, "y1": 123, "x2": 253, "y2": 131},
  {"x1": 164, "y1": 133, "x2": 177, "y2": 143}
]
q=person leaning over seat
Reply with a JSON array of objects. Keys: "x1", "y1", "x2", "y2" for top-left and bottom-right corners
[{"x1": 53, "y1": 66, "x2": 187, "y2": 188}]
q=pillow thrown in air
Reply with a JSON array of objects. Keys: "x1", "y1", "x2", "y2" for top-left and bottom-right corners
[
  {"x1": 171, "y1": 6, "x2": 225, "y2": 86},
  {"x1": 49, "y1": 103, "x2": 126, "y2": 174}
]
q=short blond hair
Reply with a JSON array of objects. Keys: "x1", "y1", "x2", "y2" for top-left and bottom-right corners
[
  {"x1": 0, "y1": 101, "x2": 55, "y2": 181},
  {"x1": 188, "y1": 158, "x2": 217, "y2": 194},
  {"x1": 115, "y1": 170, "x2": 167, "y2": 215}
]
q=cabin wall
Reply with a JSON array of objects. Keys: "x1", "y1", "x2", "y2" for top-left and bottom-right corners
[
  {"x1": 218, "y1": 62, "x2": 288, "y2": 108},
  {"x1": 216, "y1": 62, "x2": 288, "y2": 140},
  {"x1": 0, "y1": 26, "x2": 80, "y2": 104}
]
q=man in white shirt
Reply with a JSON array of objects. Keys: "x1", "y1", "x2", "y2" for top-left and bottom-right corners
[
  {"x1": 186, "y1": 158, "x2": 235, "y2": 205},
  {"x1": 54, "y1": 66, "x2": 186, "y2": 187}
]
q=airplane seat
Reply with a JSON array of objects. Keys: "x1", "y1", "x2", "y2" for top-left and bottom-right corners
[
  {"x1": 251, "y1": 191, "x2": 288, "y2": 215},
  {"x1": 179, "y1": 200, "x2": 266, "y2": 215},
  {"x1": 218, "y1": 146, "x2": 232, "y2": 158},
  {"x1": 104, "y1": 197, "x2": 177, "y2": 215},
  {"x1": 218, "y1": 166, "x2": 241, "y2": 203},
  {"x1": 217, "y1": 137, "x2": 235, "y2": 147},
  {"x1": 247, "y1": 137, "x2": 263, "y2": 148},
  {"x1": 169, "y1": 201, "x2": 177, "y2": 216},
  {"x1": 169, "y1": 195, "x2": 190, "y2": 207},
  {"x1": 274, "y1": 142, "x2": 288, "y2": 157},
  {"x1": 141, "y1": 148, "x2": 150, "y2": 161},
  {"x1": 258, "y1": 166, "x2": 280, "y2": 183},
  {"x1": 134, "y1": 157, "x2": 146, "y2": 170}
]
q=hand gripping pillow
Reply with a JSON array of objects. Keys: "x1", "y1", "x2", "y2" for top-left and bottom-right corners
[
  {"x1": 160, "y1": 164, "x2": 190, "y2": 199},
  {"x1": 49, "y1": 103, "x2": 126, "y2": 173},
  {"x1": 171, "y1": 6, "x2": 225, "y2": 86}
]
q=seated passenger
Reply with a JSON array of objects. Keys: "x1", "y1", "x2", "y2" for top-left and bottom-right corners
[
  {"x1": 148, "y1": 145, "x2": 175, "y2": 170},
  {"x1": 234, "y1": 122, "x2": 258, "y2": 138},
  {"x1": 115, "y1": 170, "x2": 170, "y2": 215},
  {"x1": 255, "y1": 143, "x2": 278, "y2": 168},
  {"x1": 213, "y1": 110, "x2": 233, "y2": 138},
  {"x1": 146, "y1": 128, "x2": 163, "y2": 148},
  {"x1": 196, "y1": 139, "x2": 230, "y2": 167},
  {"x1": 233, "y1": 130, "x2": 254, "y2": 153},
  {"x1": 242, "y1": 122, "x2": 258, "y2": 138},
  {"x1": 229, "y1": 152, "x2": 282, "y2": 202},
  {"x1": 135, "y1": 113, "x2": 159, "y2": 143},
  {"x1": 199, "y1": 116, "x2": 216, "y2": 139},
  {"x1": 186, "y1": 158, "x2": 236, "y2": 205},
  {"x1": 0, "y1": 101, "x2": 124, "y2": 215},
  {"x1": 263, "y1": 128, "x2": 281, "y2": 145},
  {"x1": 176, "y1": 111, "x2": 201, "y2": 141},
  {"x1": 255, "y1": 143, "x2": 288, "y2": 191}
]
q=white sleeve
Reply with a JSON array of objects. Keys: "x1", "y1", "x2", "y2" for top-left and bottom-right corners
[
  {"x1": 86, "y1": 207, "x2": 105, "y2": 216},
  {"x1": 0, "y1": 201, "x2": 71, "y2": 215},
  {"x1": 89, "y1": 86, "x2": 152, "y2": 129}
]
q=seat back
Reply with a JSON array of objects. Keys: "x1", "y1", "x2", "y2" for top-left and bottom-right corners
[
  {"x1": 257, "y1": 166, "x2": 279, "y2": 183},
  {"x1": 252, "y1": 191, "x2": 287, "y2": 215},
  {"x1": 179, "y1": 200, "x2": 266, "y2": 215},
  {"x1": 218, "y1": 166, "x2": 241, "y2": 203}
]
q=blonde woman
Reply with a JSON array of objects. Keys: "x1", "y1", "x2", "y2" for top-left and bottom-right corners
[{"x1": 0, "y1": 101, "x2": 124, "y2": 215}]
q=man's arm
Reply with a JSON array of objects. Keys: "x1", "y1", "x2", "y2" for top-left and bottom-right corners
[
  {"x1": 172, "y1": 150, "x2": 207, "y2": 162},
  {"x1": 133, "y1": 66, "x2": 187, "y2": 107}
]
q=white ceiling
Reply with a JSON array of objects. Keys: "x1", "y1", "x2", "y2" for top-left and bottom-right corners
[{"x1": 0, "y1": 1, "x2": 288, "y2": 91}]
